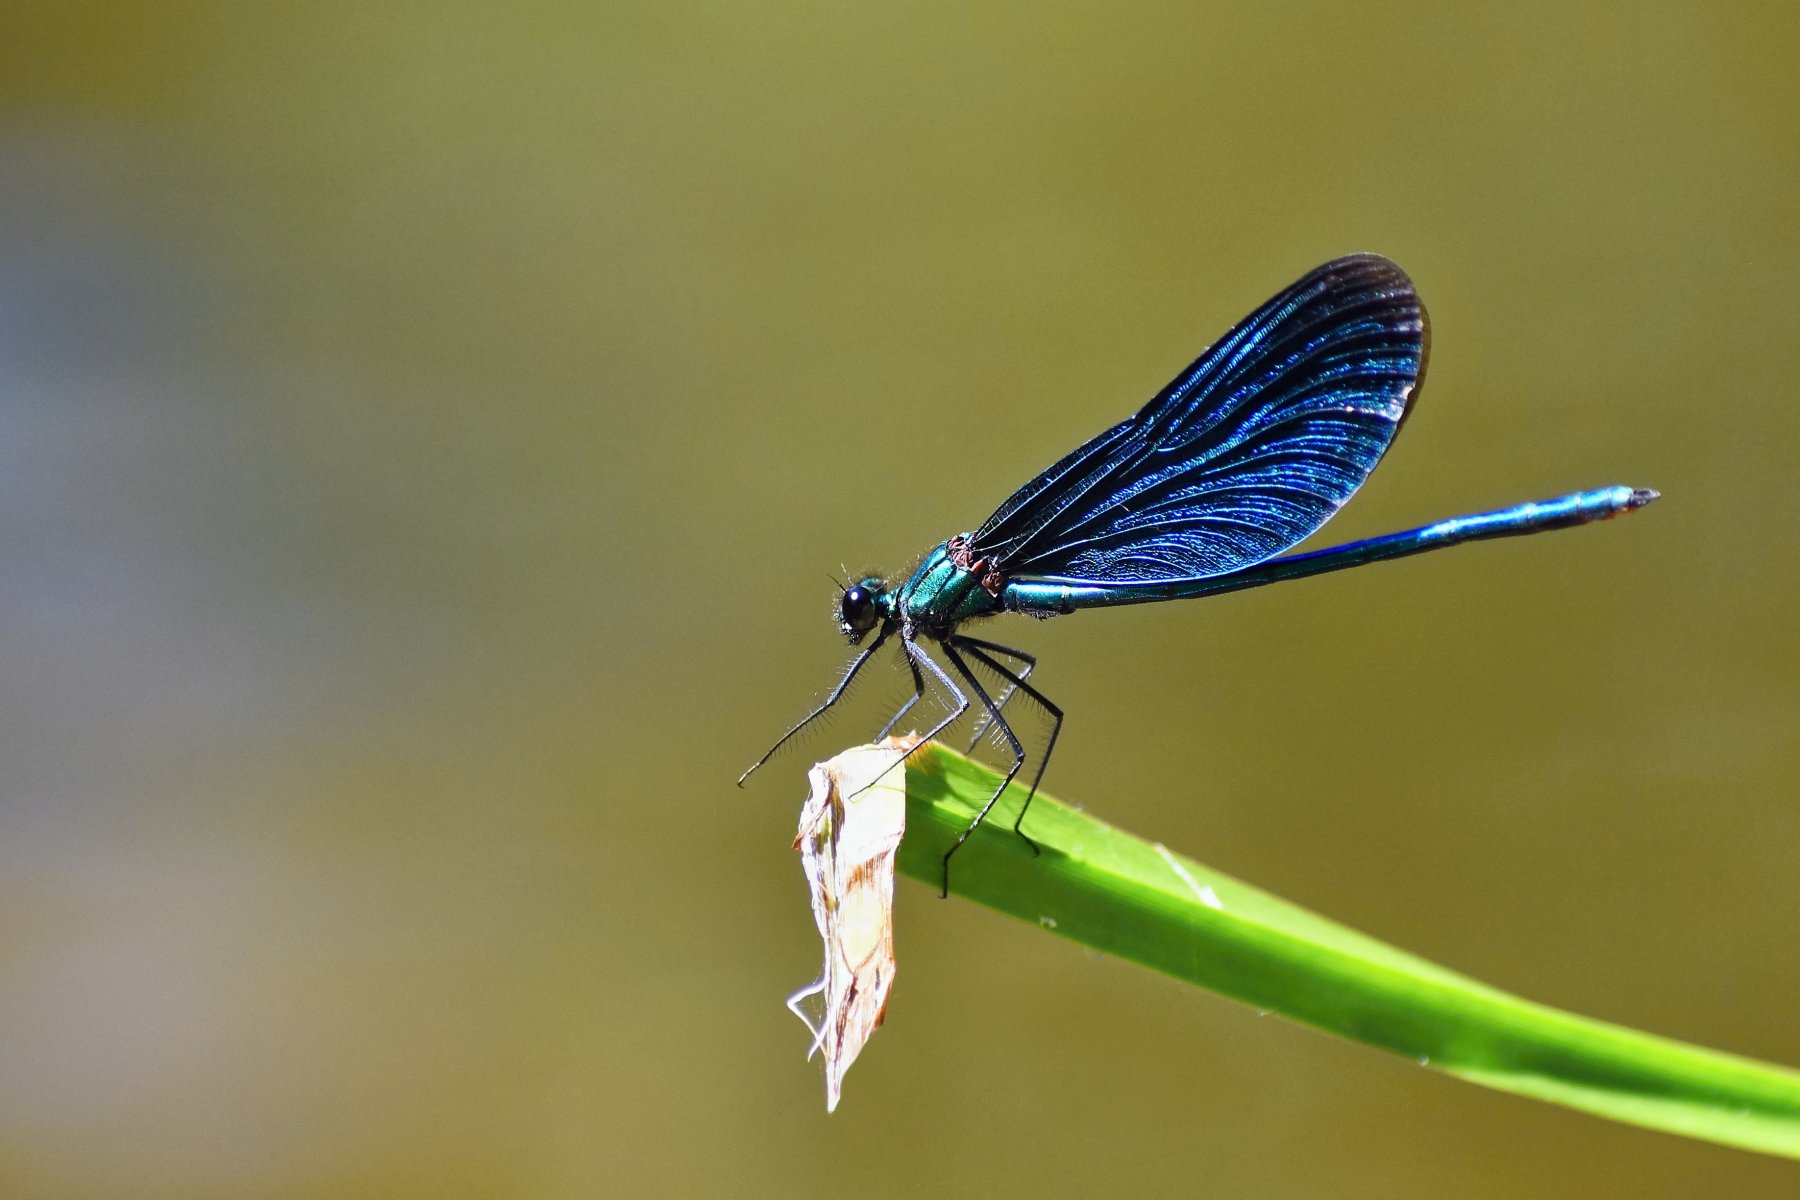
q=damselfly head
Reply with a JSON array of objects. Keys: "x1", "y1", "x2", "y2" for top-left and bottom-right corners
[{"x1": 837, "y1": 577, "x2": 887, "y2": 643}]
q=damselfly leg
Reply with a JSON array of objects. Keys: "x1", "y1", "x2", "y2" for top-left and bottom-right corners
[
  {"x1": 738, "y1": 627, "x2": 891, "y2": 786},
  {"x1": 956, "y1": 635, "x2": 1063, "y2": 849},
  {"x1": 838, "y1": 640, "x2": 971, "y2": 806},
  {"x1": 964, "y1": 640, "x2": 1036, "y2": 751},
  {"x1": 938, "y1": 640, "x2": 1036, "y2": 897},
  {"x1": 875, "y1": 651, "x2": 926, "y2": 741}
]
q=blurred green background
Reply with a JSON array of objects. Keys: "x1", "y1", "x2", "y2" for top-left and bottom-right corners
[{"x1": 2, "y1": 4, "x2": 1796, "y2": 1197}]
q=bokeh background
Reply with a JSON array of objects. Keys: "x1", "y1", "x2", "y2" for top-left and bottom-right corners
[{"x1": 3, "y1": 4, "x2": 1797, "y2": 1196}]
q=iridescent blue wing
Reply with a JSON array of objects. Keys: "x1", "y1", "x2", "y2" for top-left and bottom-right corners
[{"x1": 969, "y1": 254, "x2": 1428, "y2": 584}]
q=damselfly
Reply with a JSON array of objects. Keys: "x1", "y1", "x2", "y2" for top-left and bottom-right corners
[{"x1": 742, "y1": 255, "x2": 1655, "y2": 894}]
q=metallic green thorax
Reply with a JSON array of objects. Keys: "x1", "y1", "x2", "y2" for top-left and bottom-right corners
[{"x1": 894, "y1": 538, "x2": 1004, "y2": 635}]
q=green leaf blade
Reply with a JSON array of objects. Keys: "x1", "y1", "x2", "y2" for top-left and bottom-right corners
[{"x1": 896, "y1": 743, "x2": 1800, "y2": 1159}]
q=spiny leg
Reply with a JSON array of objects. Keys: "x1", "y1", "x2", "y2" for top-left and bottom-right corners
[
  {"x1": 841, "y1": 638, "x2": 969, "y2": 807},
  {"x1": 874, "y1": 649, "x2": 926, "y2": 741},
  {"x1": 938, "y1": 640, "x2": 1028, "y2": 898},
  {"x1": 961, "y1": 638, "x2": 1037, "y2": 751},
  {"x1": 893, "y1": 638, "x2": 969, "y2": 763},
  {"x1": 957, "y1": 638, "x2": 1063, "y2": 851},
  {"x1": 738, "y1": 627, "x2": 890, "y2": 786},
  {"x1": 956, "y1": 635, "x2": 1037, "y2": 665}
]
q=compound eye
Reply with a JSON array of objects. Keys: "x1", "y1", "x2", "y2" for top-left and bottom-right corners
[{"x1": 840, "y1": 585, "x2": 877, "y2": 633}]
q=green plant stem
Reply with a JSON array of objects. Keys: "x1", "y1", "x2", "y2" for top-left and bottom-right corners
[{"x1": 895, "y1": 742, "x2": 1800, "y2": 1159}]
